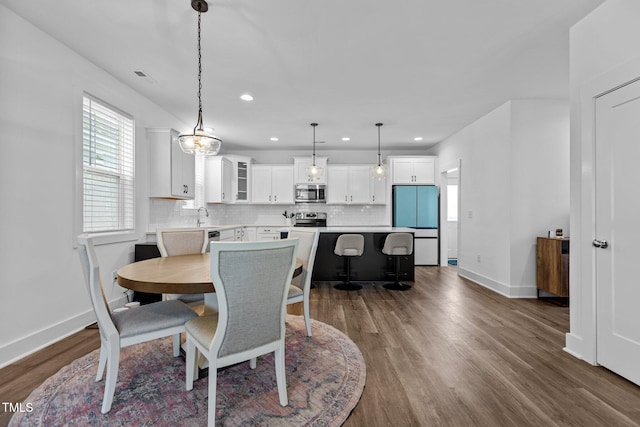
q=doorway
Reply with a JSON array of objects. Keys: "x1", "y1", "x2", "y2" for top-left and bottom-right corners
[{"x1": 439, "y1": 161, "x2": 461, "y2": 268}]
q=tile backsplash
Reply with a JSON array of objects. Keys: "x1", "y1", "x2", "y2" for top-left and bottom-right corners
[{"x1": 149, "y1": 199, "x2": 389, "y2": 231}]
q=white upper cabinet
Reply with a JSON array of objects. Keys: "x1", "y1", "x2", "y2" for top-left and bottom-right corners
[
  {"x1": 294, "y1": 156, "x2": 328, "y2": 184},
  {"x1": 370, "y1": 175, "x2": 387, "y2": 205},
  {"x1": 391, "y1": 156, "x2": 436, "y2": 184},
  {"x1": 204, "y1": 156, "x2": 233, "y2": 203},
  {"x1": 224, "y1": 155, "x2": 253, "y2": 203},
  {"x1": 251, "y1": 165, "x2": 294, "y2": 204},
  {"x1": 327, "y1": 165, "x2": 378, "y2": 204},
  {"x1": 148, "y1": 128, "x2": 195, "y2": 199}
]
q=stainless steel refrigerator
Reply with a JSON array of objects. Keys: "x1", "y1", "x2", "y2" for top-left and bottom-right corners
[{"x1": 392, "y1": 185, "x2": 439, "y2": 265}]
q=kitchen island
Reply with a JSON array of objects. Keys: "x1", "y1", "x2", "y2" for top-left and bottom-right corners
[{"x1": 306, "y1": 227, "x2": 417, "y2": 282}]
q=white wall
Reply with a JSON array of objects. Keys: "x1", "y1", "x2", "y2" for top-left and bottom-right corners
[
  {"x1": 429, "y1": 100, "x2": 569, "y2": 298},
  {"x1": 0, "y1": 6, "x2": 188, "y2": 367},
  {"x1": 566, "y1": 0, "x2": 640, "y2": 363}
]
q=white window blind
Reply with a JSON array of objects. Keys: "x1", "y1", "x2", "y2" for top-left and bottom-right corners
[{"x1": 82, "y1": 95, "x2": 135, "y2": 233}]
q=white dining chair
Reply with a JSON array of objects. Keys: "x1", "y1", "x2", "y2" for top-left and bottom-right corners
[
  {"x1": 77, "y1": 235, "x2": 197, "y2": 414},
  {"x1": 156, "y1": 228, "x2": 209, "y2": 313},
  {"x1": 185, "y1": 239, "x2": 299, "y2": 426},
  {"x1": 287, "y1": 229, "x2": 319, "y2": 336}
]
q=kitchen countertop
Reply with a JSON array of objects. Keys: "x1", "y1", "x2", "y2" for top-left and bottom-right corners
[
  {"x1": 146, "y1": 225, "x2": 422, "y2": 237},
  {"x1": 297, "y1": 226, "x2": 417, "y2": 233}
]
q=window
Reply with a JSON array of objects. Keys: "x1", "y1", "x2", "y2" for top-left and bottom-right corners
[{"x1": 82, "y1": 95, "x2": 135, "y2": 233}]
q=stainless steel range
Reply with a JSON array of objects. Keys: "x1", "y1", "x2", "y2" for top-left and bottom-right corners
[{"x1": 294, "y1": 212, "x2": 327, "y2": 227}]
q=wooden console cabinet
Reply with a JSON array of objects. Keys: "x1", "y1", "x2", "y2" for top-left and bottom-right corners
[{"x1": 536, "y1": 237, "x2": 569, "y2": 301}]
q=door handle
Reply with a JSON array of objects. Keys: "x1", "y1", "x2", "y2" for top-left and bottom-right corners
[{"x1": 593, "y1": 239, "x2": 608, "y2": 249}]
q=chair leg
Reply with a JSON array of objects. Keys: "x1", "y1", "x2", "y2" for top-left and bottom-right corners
[
  {"x1": 303, "y1": 295, "x2": 312, "y2": 337},
  {"x1": 274, "y1": 344, "x2": 288, "y2": 406},
  {"x1": 185, "y1": 337, "x2": 196, "y2": 390},
  {"x1": 250, "y1": 358, "x2": 257, "y2": 369},
  {"x1": 173, "y1": 334, "x2": 181, "y2": 357},
  {"x1": 384, "y1": 255, "x2": 412, "y2": 291},
  {"x1": 96, "y1": 341, "x2": 108, "y2": 382},
  {"x1": 101, "y1": 341, "x2": 120, "y2": 414},
  {"x1": 334, "y1": 257, "x2": 363, "y2": 290},
  {"x1": 208, "y1": 366, "x2": 218, "y2": 427}
]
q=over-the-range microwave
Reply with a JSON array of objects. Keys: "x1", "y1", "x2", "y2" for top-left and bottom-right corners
[{"x1": 295, "y1": 184, "x2": 326, "y2": 203}]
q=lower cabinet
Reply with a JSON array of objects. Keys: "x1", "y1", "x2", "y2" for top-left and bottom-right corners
[
  {"x1": 256, "y1": 227, "x2": 281, "y2": 240},
  {"x1": 219, "y1": 228, "x2": 235, "y2": 241}
]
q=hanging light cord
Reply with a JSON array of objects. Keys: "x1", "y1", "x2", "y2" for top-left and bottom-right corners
[
  {"x1": 376, "y1": 123, "x2": 383, "y2": 166},
  {"x1": 311, "y1": 123, "x2": 318, "y2": 166},
  {"x1": 194, "y1": 9, "x2": 204, "y2": 133}
]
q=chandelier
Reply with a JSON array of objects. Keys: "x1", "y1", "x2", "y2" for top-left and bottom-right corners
[
  {"x1": 178, "y1": 0, "x2": 222, "y2": 155},
  {"x1": 371, "y1": 123, "x2": 386, "y2": 180},
  {"x1": 307, "y1": 123, "x2": 323, "y2": 179}
]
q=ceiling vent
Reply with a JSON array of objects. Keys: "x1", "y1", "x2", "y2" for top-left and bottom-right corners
[{"x1": 133, "y1": 70, "x2": 157, "y2": 84}]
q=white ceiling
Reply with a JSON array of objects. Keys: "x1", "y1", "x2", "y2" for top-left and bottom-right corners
[{"x1": 2, "y1": 0, "x2": 604, "y2": 152}]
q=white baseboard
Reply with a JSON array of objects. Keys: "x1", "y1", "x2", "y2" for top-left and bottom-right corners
[
  {"x1": 0, "y1": 295, "x2": 126, "y2": 369},
  {"x1": 564, "y1": 332, "x2": 596, "y2": 365},
  {"x1": 457, "y1": 267, "x2": 537, "y2": 298}
]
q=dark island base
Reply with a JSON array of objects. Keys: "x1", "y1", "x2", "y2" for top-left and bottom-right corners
[{"x1": 312, "y1": 232, "x2": 415, "y2": 282}]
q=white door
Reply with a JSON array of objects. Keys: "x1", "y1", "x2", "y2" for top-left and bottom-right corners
[{"x1": 595, "y1": 78, "x2": 640, "y2": 386}]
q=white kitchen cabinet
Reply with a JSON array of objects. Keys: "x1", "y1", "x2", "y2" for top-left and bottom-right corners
[
  {"x1": 219, "y1": 228, "x2": 235, "y2": 241},
  {"x1": 147, "y1": 128, "x2": 195, "y2": 199},
  {"x1": 251, "y1": 165, "x2": 294, "y2": 204},
  {"x1": 294, "y1": 156, "x2": 327, "y2": 184},
  {"x1": 204, "y1": 156, "x2": 233, "y2": 203},
  {"x1": 256, "y1": 227, "x2": 281, "y2": 240},
  {"x1": 244, "y1": 226, "x2": 257, "y2": 241},
  {"x1": 326, "y1": 165, "x2": 372, "y2": 204},
  {"x1": 224, "y1": 155, "x2": 253, "y2": 203},
  {"x1": 234, "y1": 227, "x2": 246, "y2": 241},
  {"x1": 370, "y1": 175, "x2": 387, "y2": 205},
  {"x1": 391, "y1": 156, "x2": 435, "y2": 184}
]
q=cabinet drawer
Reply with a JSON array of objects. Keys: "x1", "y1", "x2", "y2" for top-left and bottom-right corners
[{"x1": 219, "y1": 229, "x2": 235, "y2": 241}]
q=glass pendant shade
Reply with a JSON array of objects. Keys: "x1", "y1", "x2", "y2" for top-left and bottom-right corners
[
  {"x1": 179, "y1": 0, "x2": 222, "y2": 155},
  {"x1": 371, "y1": 122, "x2": 386, "y2": 180},
  {"x1": 178, "y1": 121, "x2": 222, "y2": 155},
  {"x1": 307, "y1": 123, "x2": 323, "y2": 179},
  {"x1": 371, "y1": 161, "x2": 386, "y2": 180}
]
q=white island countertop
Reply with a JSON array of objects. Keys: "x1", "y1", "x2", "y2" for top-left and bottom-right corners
[{"x1": 296, "y1": 226, "x2": 418, "y2": 233}]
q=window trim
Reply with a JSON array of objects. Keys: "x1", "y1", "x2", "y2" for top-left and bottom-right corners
[{"x1": 73, "y1": 90, "x2": 138, "y2": 246}]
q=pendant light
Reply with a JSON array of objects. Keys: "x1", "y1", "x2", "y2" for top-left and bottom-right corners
[
  {"x1": 371, "y1": 122, "x2": 386, "y2": 180},
  {"x1": 178, "y1": 0, "x2": 222, "y2": 155},
  {"x1": 306, "y1": 123, "x2": 323, "y2": 179}
]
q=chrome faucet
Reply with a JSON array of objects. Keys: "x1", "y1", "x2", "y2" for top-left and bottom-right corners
[{"x1": 196, "y1": 206, "x2": 209, "y2": 227}]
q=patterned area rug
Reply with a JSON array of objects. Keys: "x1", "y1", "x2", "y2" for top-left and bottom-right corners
[{"x1": 10, "y1": 316, "x2": 365, "y2": 426}]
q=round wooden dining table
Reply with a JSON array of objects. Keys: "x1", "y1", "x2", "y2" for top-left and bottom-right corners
[{"x1": 117, "y1": 253, "x2": 304, "y2": 313}]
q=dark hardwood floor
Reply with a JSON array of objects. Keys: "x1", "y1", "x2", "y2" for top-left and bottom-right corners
[{"x1": 2, "y1": 266, "x2": 640, "y2": 426}]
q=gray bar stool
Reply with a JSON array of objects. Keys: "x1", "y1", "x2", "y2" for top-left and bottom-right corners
[
  {"x1": 334, "y1": 234, "x2": 365, "y2": 291},
  {"x1": 382, "y1": 233, "x2": 414, "y2": 291}
]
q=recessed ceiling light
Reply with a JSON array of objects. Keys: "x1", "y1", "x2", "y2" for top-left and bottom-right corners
[
  {"x1": 414, "y1": 137, "x2": 423, "y2": 141},
  {"x1": 240, "y1": 94, "x2": 254, "y2": 101},
  {"x1": 270, "y1": 137, "x2": 279, "y2": 141},
  {"x1": 342, "y1": 137, "x2": 350, "y2": 141}
]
